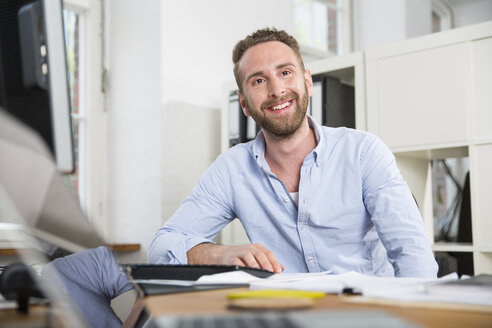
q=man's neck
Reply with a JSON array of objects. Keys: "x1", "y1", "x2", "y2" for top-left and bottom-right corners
[{"x1": 263, "y1": 117, "x2": 317, "y2": 192}]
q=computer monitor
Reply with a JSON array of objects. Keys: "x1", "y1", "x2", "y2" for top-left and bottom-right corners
[
  {"x1": 0, "y1": 0, "x2": 102, "y2": 253},
  {"x1": 0, "y1": 0, "x2": 74, "y2": 174}
]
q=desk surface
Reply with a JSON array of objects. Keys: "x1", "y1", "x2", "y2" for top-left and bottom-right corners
[
  {"x1": 145, "y1": 287, "x2": 492, "y2": 328},
  {"x1": 0, "y1": 306, "x2": 66, "y2": 327}
]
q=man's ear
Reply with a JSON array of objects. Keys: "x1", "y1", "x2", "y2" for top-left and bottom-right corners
[
  {"x1": 304, "y1": 69, "x2": 313, "y2": 97},
  {"x1": 238, "y1": 91, "x2": 250, "y2": 117}
]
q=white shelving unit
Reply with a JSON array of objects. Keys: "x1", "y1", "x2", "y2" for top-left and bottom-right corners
[
  {"x1": 365, "y1": 21, "x2": 492, "y2": 274},
  {"x1": 219, "y1": 21, "x2": 492, "y2": 274}
]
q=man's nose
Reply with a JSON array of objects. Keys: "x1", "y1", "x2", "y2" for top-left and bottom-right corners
[{"x1": 268, "y1": 77, "x2": 286, "y2": 98}]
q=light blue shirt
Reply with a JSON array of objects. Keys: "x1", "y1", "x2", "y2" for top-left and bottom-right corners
[{"x1": 148, "y1": 116, "x2": 438, "y2": 277}]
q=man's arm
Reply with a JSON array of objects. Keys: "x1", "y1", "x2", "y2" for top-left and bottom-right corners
[
  {"x1": 42, "y1": 246, "x2": 133, "y2": 327},
  {"x1": 187, "y1": 243, "x2": 283, "y2": 273},
  {"x1": 148, "y1": 152, "x2": 283, "y2": 273},
  {"x1": 361, "y1": 135, "x2": 438, "y2": 277},
  {"x1": 148, "y1": 154, "x2": 236, "y2": 264}
]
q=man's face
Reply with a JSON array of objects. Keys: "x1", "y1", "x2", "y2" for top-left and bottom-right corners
[{"x1": 237, "y1": 41, "x2": 313, "y2": 139}]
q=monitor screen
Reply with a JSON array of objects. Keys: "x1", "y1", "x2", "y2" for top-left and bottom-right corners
[
  {"x1": 0, "y1": 0, "x2": 102, "y2": 253},
  {"x1": 0, "y1": 0, "x2": 74, "y2": 174}
]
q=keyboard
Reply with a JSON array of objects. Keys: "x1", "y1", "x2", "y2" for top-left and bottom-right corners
[
  {"x1": 151, "y1": 311, "x2": 421, "y2": 328},
  {"x1": 124, "y1": 264, "x2": 275, "y2": 281},
  {"x1": 153, "y1": 314, "x2": 300, "y2": 328}
]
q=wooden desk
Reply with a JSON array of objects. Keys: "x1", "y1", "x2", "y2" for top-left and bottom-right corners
[
  {"x1": 144, "y1": 287, "x2": 492, "y2": 328},
  {"x1": 0, "y1": 306, "x2": 70, "y2": 327}
]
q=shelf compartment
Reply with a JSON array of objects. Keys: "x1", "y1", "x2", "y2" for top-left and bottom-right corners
[
  {"x1": 435, "y1": 251, "x2": 474, "y2": 277},
  {"x1": 394, "y1": 146, "x2": 468, "y2": 160},
  {"x1": 432, "y1": 242, "x2": 473, "y2": 252}
]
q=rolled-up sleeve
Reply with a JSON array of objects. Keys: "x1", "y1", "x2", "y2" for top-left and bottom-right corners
[
  {"x1": 361, "y1": 136, "x2": 438, "y2": 278},
  {"x1": 148, "y1": 154, "x2": 236, "y2": 264}
]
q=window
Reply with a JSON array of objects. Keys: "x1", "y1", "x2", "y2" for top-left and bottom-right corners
[
  {"x1": 61, "y1": 0, "x2": 105, "y2": 232},
  {"x1": 63, "y1": 9, "x2": 84, "y2": 204},
  {"x1": 431, "y1": 0, "x2": 453, "y2": 33},
  {"x1": 294, "y1": 0, "x2": 351, "y2": 59},
  {"x1": 432, "y1": 11, "x2": 442, "y2": 33}
]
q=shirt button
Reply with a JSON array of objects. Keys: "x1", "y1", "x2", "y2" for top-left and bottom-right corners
[
  {"x1": 283, "y1": 196, "x2": 289, "y2": 203},
  {"x1": 307, "y1": 256, "x2": 314, "y2": 263},
  {"x1": 300, "y1": 224, "x2": 306, "y2": 230}
]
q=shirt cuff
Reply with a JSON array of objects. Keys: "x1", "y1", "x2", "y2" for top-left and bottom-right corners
[{"x1": 168, "y1": 236, "x2": 216, "y2": 264}]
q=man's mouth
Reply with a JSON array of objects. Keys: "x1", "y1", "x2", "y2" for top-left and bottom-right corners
[
  {"x1": 270, "y1": 101, "x2": 291, "y2": 111},
  {"x1": 264, "y1": 98, "x2": 295, "y2": 113}
]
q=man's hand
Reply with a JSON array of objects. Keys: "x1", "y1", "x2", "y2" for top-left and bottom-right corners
[{"x1": 187, "y1": 243, "x2": 284, "y2": 273}]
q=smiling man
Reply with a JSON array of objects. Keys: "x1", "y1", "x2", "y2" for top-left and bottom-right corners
[{"x1": 148, "y1": 28, "x2": 438, "y2": 277}]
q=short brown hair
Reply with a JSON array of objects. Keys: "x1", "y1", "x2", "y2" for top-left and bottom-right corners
[{"x1": 232, "y1": 27, "x2": 305, "y2": 91}]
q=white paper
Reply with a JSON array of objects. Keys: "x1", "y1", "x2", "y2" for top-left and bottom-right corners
[
  {"x1": 195, "y1": 271, "x2": 264, "y2": 285},
  {"x1": 195, "y1": 270, "x2": 333, "y2": 286},
  {"x1": 363, "y1": 273, "x2": 492, "y2": 307},
  {"x1": 252, "y1": 271, "x2": 450, "y2": 296},
  {"x1": 132, "y1": 279, "x2": 195, "y2": 286}
]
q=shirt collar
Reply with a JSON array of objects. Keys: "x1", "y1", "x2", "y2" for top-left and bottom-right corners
[
  {"x1": 252, "y1": 129, "x2": 267, "y2": 168},
  {"x1": 308, "y1": 115, "x2": 323, "y2": 166},
  {"x1": 252, "y1": 114, "x2": 323, "y2": 167}
]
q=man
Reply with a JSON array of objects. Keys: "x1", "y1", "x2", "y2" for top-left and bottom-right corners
[{"x1": 148, "y1": 28, "x2": 438, "y2": 277}]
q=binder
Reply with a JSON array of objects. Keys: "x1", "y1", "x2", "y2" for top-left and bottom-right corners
[
  {"x1": 322, "y1": 76, "x2": 355, "y2": 128},
  {"x1": 310, "y1": 77, "x2": 324, "y2": 123},
  {"x1": 228, "y1": 91, "x2": 241, "y2": 147},
  {"x1": 228, "y1": 90, "x2": 259, "y2": 147}
]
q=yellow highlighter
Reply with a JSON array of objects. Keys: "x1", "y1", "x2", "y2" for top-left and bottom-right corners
[{"x1": 227, "y1": 289, "x2": 325, "y2": 300}]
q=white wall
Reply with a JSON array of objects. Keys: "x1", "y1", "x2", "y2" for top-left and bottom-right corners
[
  {"x1": 354, "y1": 0, "x2": 406, "y2": 51},
  {"x1": 406, "y1": 0, "x2": 432, "y2": 38},
  {"x1": 106, "y1": 0, "x2": 162, "y2": 261},
  {"x1": 451, "y1": 0, "x2": 492, "y2": 28},
  {"x1": 353, "y1": 0, "x2": 431, "y2": 51}
]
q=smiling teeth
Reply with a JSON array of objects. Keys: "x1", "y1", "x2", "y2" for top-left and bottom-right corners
[{"x1": 272, "y1": 102, "x2": 291, "y2": 111}]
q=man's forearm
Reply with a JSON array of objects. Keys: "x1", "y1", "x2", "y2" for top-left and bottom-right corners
[{"x1": 187, "y1": 243, "x2": 224, "y2": 265}]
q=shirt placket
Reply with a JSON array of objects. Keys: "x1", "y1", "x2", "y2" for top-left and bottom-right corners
[
  {"x1": 298, "y1": 156, "x2": 319, "y2": 272},
  {"x1": 265, "y1": 171, "x2": 297, "y2": 215}
]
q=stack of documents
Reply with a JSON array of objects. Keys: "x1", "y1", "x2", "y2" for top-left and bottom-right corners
[
  {"x1": 135, "y1": 269, "x2": 492, "y2": 310},
  {"x1": 422, "y1": 274, "x2": 492, "y2": 307},
  {"x1": 250, "y1": 271, "x2": 492, "y2": 311},
  {"x1": 250, "y1": 271, "x2": 438, "y2": 295},
  {"x1": 426, "y1": 274, "x2": 492, "y2": 296}
]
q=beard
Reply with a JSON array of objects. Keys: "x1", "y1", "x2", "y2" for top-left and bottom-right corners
[{"x1": 245, "y1": 83, "x2": 309, "y2": 139}]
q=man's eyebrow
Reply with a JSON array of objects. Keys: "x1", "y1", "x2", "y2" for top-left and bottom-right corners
[
  {"x1": 276, "y1": 62, "x2": 296, "y2": 70},
  {"x1": 245, "y1": 62, "x2": 297, "y2": 83},
  {"x1": 245, "y1": 70, "x2": 264, "y2": 83}
]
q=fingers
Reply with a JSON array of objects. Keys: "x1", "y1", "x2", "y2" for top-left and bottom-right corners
[
  {"x1": 221, "y1": 244, "x2": 284, "y2": 273},
  {"x1": 231, "y1": 258, "x2": 247, "y2": 267},
  {"x1": 241, "y1": 252, "x2": 263, "y2": 269},
  {"x1": 253, "y1": 243, "x2": 283, "y2": 273}
]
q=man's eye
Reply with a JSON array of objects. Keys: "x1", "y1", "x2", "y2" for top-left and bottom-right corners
[
  {"x1": 253, "y1": 78, "x2": 264, "y2": 85},
  {"x1": 281, "y1": 70, "x2": 291, "y2": 76}
]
